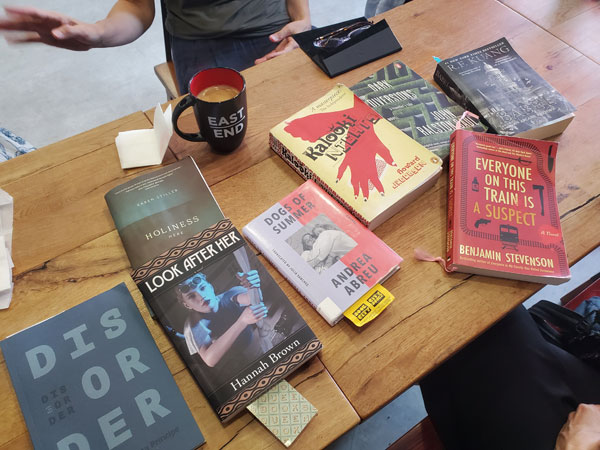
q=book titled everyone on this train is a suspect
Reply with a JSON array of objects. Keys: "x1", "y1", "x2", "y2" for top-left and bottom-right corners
[{"x1": 446, "y1": 128, "x2": 570, "y2": 284}]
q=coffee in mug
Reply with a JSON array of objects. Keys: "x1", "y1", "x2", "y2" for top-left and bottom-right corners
[
  {"x1": 172, "y1": 67, "x2": 247, "y2": 153},
  {"x1": 196, "y1": 85, "x2": 240, "y2": 103}
]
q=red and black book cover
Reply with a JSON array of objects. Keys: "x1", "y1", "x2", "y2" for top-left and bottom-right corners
[{"x1": 447, "y1": 129, "x2": 570, "y2": 284}]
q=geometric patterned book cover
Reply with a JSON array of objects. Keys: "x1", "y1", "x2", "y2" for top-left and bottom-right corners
[{"x1": 247, "y1": 380, "x2": 317, "y2": 447}]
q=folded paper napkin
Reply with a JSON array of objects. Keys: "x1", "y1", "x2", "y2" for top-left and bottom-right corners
[
  {"x1": 115, "y1": 104, "x2": 173, "y2": 169},
  {"x1": 0, "y1": 189, "x2": 14, "y2": 309},
  {"x1": 246, "y1": 380, "x2": 318, "y2": 447}
]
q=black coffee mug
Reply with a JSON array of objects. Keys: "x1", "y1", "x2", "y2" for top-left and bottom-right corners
[{"x1": 172, "y1": 67, "x2": 247, "y2": 153}]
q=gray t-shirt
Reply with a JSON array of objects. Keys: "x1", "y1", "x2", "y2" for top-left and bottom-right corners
[{"x1": 165, "y1": 0, "x2": 291, "y2": 40}]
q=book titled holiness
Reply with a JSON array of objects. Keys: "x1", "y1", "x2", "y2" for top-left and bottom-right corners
[
  {"x1": 447, "y1": 129, "x2": 570, "y2": 284},
  {"x1": 270, "y1": 84, "x2": 443, "y2": 230},
  {"x1": 0, "y1": 283, "x2": 204, "y2": 450}
]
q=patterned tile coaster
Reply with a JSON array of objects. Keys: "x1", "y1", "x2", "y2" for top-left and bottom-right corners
[{"x1": 246, "y1": 380, "x2": 318, "y2": 447}]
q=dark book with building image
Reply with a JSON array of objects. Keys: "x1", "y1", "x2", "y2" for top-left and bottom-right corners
[
  {"x1": 132, "y1": 218, "x2": 322, "y2": 423},
  {"x1": 0, "y1": 283, "x2": 205, "y2": 450},
  {"x1": 105, "y1": 157, "x2": 224, "y2": 270},
  {"x1": 434, "y1": 37, "x2": 576, "y2": 139},
  {"x1": 351, "y1": 60, "x2": 487, "y2": 160}
]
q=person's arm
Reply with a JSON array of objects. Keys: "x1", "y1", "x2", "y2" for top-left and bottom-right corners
[
  {"x1": 0, "y1": 0, "x2": 154, "y2": 51},
  {"x1": 254, "y1": 0, "x2": 310, "y2": 64},
  {"x1": 196, "y1": 303, "x2": 268, "y2": 367},
  {"x1": 555, "y1": 404, "x2": 600, "y2": 450},
  {"x1": 303, "y1": 234, "x2": 334, "y2": 267},
  {"x1": 235, "y1": 270, "x2": 261, "y2": 306}
]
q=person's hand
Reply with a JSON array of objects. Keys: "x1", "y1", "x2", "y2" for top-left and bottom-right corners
[
  {"x1": 239, "y1": 303, "x2": 268, "y2": 324},
  {"x1": 237, "y1": 270, "x2": 261, "y2": 289},
  {"x1": 0, "y1": 6, "x2": 103, "y2": 50},
  {"x1": 555, "y1": 404, "x2": 600, "y2": 450},
  {"x1": 254, "y1": 18, "x2": 311, "y2": 64}
]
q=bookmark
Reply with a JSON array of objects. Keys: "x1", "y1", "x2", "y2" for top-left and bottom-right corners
[{"x1": 246, "y1": 380, "x2": 317, "y2": 447}]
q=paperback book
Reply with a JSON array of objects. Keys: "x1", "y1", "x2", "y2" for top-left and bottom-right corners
[
  {"x1": 434, "y1": 37, "x2": 575, "y2": 140},
  {"x1": 351, "y1": 60, "x2": 486, "y2": 160},
  {"x1": 105, "y1": 157, "x2": 224, "y2": 269},
  {"x1": 243, "y1": 180, "x2": 402, "y2": 325},
  {"x1": 446, "y1": 128, "x2": 570, "y2": 284},
  {"x1": 270, "y1": 83, "x2": 443, "y2": 230},
  {"x1": 132, "y1": 218, "x2": 322, "y2": 422},
  {"x1": 0, "y1": 283, "x2": 205, "y2": 450}
]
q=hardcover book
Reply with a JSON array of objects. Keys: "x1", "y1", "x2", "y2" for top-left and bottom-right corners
[
  {"x1": 132, "y1": 218, "x2": 322, "y2": 422},
  {"x1": 434, "y1": 37, "x2": 576, "y2": 140},
  {"x1": 105, "y1": 157, "x2": 223, "y2": 269},
  {"x1": 446, "y1": 129, "x2": 570, "y2": 284},
  {"x1": 270, "y1": 84, "x2": 443, "y2": 230},
  {"x1": 351, "y1": 60, "x2": 486, "y2": 160},
  {"x1": 243, "y1": 180, "x2": 402, "y2": 325},
  {"x1": 0, "y1": 283, "x2": 205, "y2": 450}
]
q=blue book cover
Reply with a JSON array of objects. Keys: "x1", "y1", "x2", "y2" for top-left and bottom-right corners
[{"x1": 0, "y1": 283, "x2": 205, "y2": 450}]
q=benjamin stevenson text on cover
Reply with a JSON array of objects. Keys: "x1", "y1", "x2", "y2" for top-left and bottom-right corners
[{"x1": 447, "y1": 130, "x2": 570, "y2": 283}]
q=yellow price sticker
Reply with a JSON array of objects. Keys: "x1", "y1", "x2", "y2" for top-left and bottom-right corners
[{"x1": 344, "y1": 285, "x2": 395, "y2": 327}]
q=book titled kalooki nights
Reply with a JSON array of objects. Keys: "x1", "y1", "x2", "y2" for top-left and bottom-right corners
[
  {"x1": 270, "y1": 84, "x2": 443, "y2": 230},
  {"x1": 446, "y1": 128, "x2": 570, "y2": 284}
]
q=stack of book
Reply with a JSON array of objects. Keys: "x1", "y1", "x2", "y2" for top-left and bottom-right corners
[{"x1": 105, "y1": 157, "x2": 322, "y2": 423}]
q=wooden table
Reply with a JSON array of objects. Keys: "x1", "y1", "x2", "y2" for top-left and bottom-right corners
[{"x1": 1, "y1": 0, "x2": 598, "y2": 447}]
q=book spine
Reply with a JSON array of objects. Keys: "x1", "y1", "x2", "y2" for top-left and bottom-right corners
[
  {"x1": 446, "y1": 133, "x2": 457, "y2": 269},
  {"x1": 433, "y1": 65, "x2": 478, "y2": 116},
  {"x1": 269, "y1": 133, "x2": 372, "y2": 229},
  {"x1": 243, "y1": 224, "x2": 339, "y2": 325}
]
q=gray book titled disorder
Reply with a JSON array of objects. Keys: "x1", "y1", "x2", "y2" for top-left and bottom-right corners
[{"x1": 0, "y1": 283, "x2": 204, "y2": 450}]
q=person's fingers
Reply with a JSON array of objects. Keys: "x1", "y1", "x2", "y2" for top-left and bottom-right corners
[
  {"x1": 4, "y1": 31, "x2": 42, "y2": 43},
  {"x1": 269, "y1": 20, "x2": 310, "y2": 43},
  {"x1": 268, "y1": 23, "x2": 292, "y2": 43},
  {"x1": 1, "y1": 7, "x2": 71, "y2": 35},
  {"x1": 250, "y1": 304, "x2": 268, "y2": 316},
  {"x1": 52, "y1": 23, "x2": 86, "y2": 41},
  {"x1": 4, "y1": 5, "x2": 71, "y2": 23},
  {"x1": 255, "y1": 38, "x2": 297, "y2": 64}
]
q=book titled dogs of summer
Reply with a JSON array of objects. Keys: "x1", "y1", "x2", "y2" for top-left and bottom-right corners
[
  {"x1": 132, "y1": 219, "x2": 322, "y2": 422},
  {"x1": 0, "y1": 283, "x2": 205, "y2": 450},
  {"x1": 243, "y1": 180, "x2": 403, "y2": 325}
]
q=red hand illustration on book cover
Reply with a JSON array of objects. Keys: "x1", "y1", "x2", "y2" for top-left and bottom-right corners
[{"x1": 284, "y1": 95, "x2": 396, "y2": 200}]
